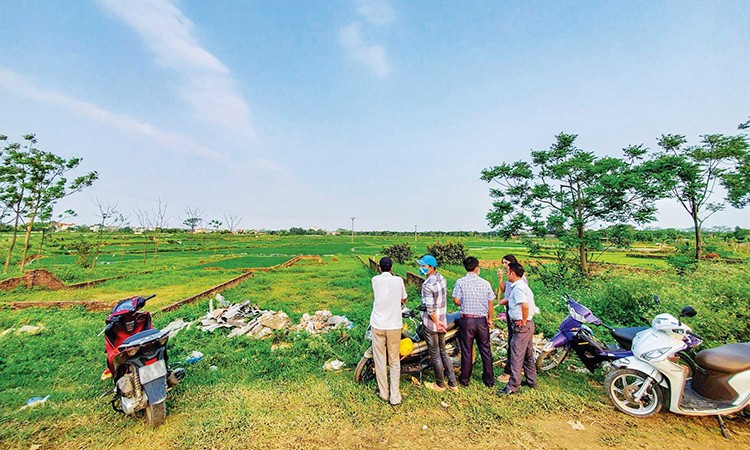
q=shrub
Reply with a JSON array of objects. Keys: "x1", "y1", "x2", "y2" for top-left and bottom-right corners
[
  {"x1": 382, "y1": 243, "x2": 413, "y2": 264},
  {"x1": 426, "y1": 241, "x2": 467, "y2": 266}
]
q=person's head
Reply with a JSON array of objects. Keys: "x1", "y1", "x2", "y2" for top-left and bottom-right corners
[
  {"x1": 463, "y1": 256, "x2": 480, "y2": 273},
  {"x1": 378, "y1": 257, "x2": 393, "y2": 273},
  {"x1": 502, "y1": 254, "x2": 519, "y2": 270},
  {"x1": 507, "y1": 262, "x2": 525, "y2": 282},
  {"x1": 417, "y1": 254, "x2": 437, "y2": 277}
]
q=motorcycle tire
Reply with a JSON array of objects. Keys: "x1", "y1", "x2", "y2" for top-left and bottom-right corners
[
  {"x1": 145, "y1": 401, "x2": 166, "y2": 427},
  {"x1": 604, "y1": 368, "x2": 664, "y2": 418},
  {"x1": 535, "y1": 347, "x2": 569, "y2": 372},
  {"x1": 354, "y1": 356, "x2": 375, "y2": 383}
]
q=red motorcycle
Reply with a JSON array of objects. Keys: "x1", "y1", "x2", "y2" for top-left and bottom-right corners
[{"x1": 101, "y1": 294, "x2": 184, "y2": 426}]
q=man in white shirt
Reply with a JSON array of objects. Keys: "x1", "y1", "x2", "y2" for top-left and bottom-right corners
[
  {"x1": 371, "y1": 257, "x2": 407, "y2": 405},
  {"x1": 498, "y1": 262, "x2": 538, "y2": 395}
]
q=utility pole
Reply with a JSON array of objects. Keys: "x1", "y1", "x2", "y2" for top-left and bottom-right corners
[
  {"x1": 350, "y1": 217, "x2": 356, "y2": 243},
  {"x1": 414, "y1": 225, "x2": 417, "y2": 243}
]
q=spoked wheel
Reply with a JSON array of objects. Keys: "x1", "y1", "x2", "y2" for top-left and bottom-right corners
[
  {"x1": 605, "y1": 368, "x2": 663, "y2": 418},
  {"x1": 354, "y1": 357, "x2": 375, "y2": 383},
  {"x1": 536, "y1": 347, "x2": 569, "y2": 372},
  {"x1": 144, "y1": 401, "x2": 166, "y2": 427}
]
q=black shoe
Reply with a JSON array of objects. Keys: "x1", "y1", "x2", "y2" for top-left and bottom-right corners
[
  {"x1": 521, "y1": 381, "x2": 537, "y2": 389},
  {"x1": 496, "y1": 386, "x2": 517, "y2": 396}
]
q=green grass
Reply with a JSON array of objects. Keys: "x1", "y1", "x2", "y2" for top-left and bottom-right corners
[{"x1": 1, "y1": 253, "x2": 748, "y2": 449}]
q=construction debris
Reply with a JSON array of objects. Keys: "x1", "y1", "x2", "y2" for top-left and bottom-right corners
[
  {"x1": 490, "y1": 328, "x2": 548, "y2": 364},
  {"x1": 2, "y1": 324, "x2": 46, "y2": 337},
  {"x1": 294, "y1": 310, "x2": 353, "y2": 334},
  {"x1": 161, "y1": 318, "x2": 192, "y2": 338},
  {"x1": 199, "y1": 300, "x2": 290, "y2": 339},
  {"x1": 323, "y1": 359, "x2": 346, "y2": 371}
]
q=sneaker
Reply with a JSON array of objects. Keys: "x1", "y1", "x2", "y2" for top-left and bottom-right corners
[
  {"x1": 497, "y1": 373, "x2": 511, "y2": 383},
  {"x1": 496, "y1": 386, "x2": 517, "y2": 396},
  {"x1": 521, "y1": 380, "x2": 538, "y2": 389},
  {"x1": 424, "y1": 382, "x2": 446, "y2": 392},
  {"x1": 447, "y1": 385, "x2": 459, "y2": 393}
]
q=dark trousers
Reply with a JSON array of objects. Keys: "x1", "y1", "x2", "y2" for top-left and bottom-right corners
[
  {"x1": 424, "y1": 329, "x2": 457, "y2": 388},
  {"x1": 507, "y1": 320, "x2": 537, "y2": 391},
  {"x1": 458, "y1": 317, "x2": 494, "y2": 387},
  {"x1": 504, "y1": 309, "x2": 513, "y2": 375}
]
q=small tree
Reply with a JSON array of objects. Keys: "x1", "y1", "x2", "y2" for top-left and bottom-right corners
[
  {"x1": 481, "y1": 133, "x2": 673, "y2": 274},
  {"x1": 656, "y1": 132, "x2": 750, "y2": 258},
  {"x1": 223, "y1": 213, "x2": 242, "y2": 233},
  {"x1": 209, "y1": 219, "x2": 222, "y2": 254},
  {"x1": 91, "y1": 199, "x2": 128, "y2": 269},
  {"x1": 134, "y1": 198, "x2": 169, "y2": 268},
  {"x1": 382, "y1": 243, "x2": 413, "y2": 264},
  {"x1": 426, "y1": 241, "x2": 468, "y2": 266},
  {"x1": 182, "y1": 206, "x2": 204, "y2": 233}
]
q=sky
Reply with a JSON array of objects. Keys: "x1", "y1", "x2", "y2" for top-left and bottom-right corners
[{"x1": 1, "y1": 0, "x2": 749, "y2": 231}]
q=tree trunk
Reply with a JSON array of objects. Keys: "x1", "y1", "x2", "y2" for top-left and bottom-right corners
[
  {"x1": 3, "y1": 213, "x2": 22, "y2": 273},
  {"x1": 20, "y1": 210, "x2": 38, "y2": 272},
  {"x1": 577, "y1": 223, "x2": 589, "y2": 274},
  {"x1": 692, "y1": 207, "x2": 702, "y2": 259}
]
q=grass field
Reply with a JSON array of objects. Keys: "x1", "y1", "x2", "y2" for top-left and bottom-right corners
[{"x1": 0, "y1": 233, "x2": 748, "y2": 448}]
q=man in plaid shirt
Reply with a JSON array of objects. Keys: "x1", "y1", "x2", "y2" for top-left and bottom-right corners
[{"x1": 453, "y1": 256, "x2": 495, "y2": 387}]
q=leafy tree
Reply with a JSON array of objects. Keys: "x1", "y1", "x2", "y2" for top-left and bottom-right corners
[
  {"x1": 382, "y1": 243, "x2": 413, "y2": 264},
  {"x1": 481, "y1": 133, "x2": 672, "y2": 274},
  {"x1": 182, "y1": 206, "x2": 204, "y2": 232},
  {"x1": 0, "y1": 134, "x2": 97, "y2": 273},
  {"x1": 426, "y1": 241, "x2": 467, "y2": 266},
  {"x1": 656, "y1": 132, "x2": 750, "y2": 258}
]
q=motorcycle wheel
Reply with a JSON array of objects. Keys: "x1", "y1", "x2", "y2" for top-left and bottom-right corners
[
  {"x1": 354, "y1": 357, "x2": 375, "y2": 383},
  {"x1": 145, "y1": 401, "x2": 166, "y2": 427},
  {"x1": 605, "y1": 368, "x2": 663, "y2": 418},
  {"x1": 535, "y1": 347, "x2": 569, "y2": 372}
]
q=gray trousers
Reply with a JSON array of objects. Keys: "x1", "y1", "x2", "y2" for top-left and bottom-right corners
[
  {"x1": 371, "y1": 328, "x2": 402, "y2": 404},
  {"x1": 507, "y1": 320, "x2": 537, "y2": 391},
  {"x1": 424, "y1": 328, "x2": 457, "y2": 388}
]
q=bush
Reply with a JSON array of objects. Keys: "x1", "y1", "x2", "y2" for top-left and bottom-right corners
[
  {"x1": 426, "y1": 241, "x2": 468, "y2": 266},
  {"x1": 382, "y1": 243, "x2": 413, "y2": 264},
  {"x1": 666, "y1": 254, "x2": 699, "y2": 275}
]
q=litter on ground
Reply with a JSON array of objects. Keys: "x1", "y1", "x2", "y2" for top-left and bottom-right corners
[
  {"x1": 185, "y1": 351, "x2": 204, "y2": 364},
  {"x1": 294, "y1": 310, "x2": 353, "y2": 334},
  {"x1": 199, "y1": 301, "x2": 290, "y2": 339},
  {"x1": 323, "y1": 359, "x2": 346, "y2": 371},
  {"x1": 567, "y1": 419, "x2": 586, "y2": 431},
  {"x1": 21, "y1": 395, "x2": 49, "y2": 410}
]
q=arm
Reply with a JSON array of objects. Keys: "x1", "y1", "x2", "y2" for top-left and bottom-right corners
[
  {"x1": 517, "y1": 303, "x2": 529, "y2": 327},
  {"x1": 453, "y1": 296, "x2": 461, "y2": 306},
  {"x1": 401, "y1": 281, "x2": 408, "y2": 304}
]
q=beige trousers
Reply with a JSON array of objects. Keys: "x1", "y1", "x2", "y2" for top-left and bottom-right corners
[{"x1": 371, "y1": 327, "x2": 402, "y2": 405}]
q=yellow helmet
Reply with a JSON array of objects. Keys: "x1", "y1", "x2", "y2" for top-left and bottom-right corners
[{"x1": 399, "y1": 338, "x2": 414, "y2": 357}]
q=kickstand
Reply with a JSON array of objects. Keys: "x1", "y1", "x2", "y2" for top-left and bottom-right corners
[
  {"x1": 717, "y1": 415, "x2": 730, "y2": 439},
  {"x1": 419, "y1": 371, "x2": 423, "y2": 386}
]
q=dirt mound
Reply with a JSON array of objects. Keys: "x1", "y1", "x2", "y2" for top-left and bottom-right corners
[{"x1": 0, "y1": 269, "x2": 66, "y2": 291}]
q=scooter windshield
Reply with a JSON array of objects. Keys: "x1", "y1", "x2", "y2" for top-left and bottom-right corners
[{"x1": 567, "y1": 300, "x2": 601, "y2": 325}]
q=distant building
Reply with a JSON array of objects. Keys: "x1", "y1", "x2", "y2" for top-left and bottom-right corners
[{"x1": 52, "y1": 222, "x2": 76, "y2": 231}]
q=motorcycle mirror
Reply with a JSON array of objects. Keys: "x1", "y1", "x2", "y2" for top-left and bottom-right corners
[
  {"x1": 653, "y1": 294, "x2": 660, "y2": 304},
  {"x1": 679, "y1": 305, "x2": 697, "y2": 318}
]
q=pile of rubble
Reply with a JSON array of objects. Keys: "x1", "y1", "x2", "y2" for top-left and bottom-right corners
[
  {"x1": 198, "y1": 300, "x2": 291, "y2": 339},
  {"x1": 293, "y1": 310, "x2": 353, "y2": 334},
  {"x1": 490, "y1": 327, "x2": 548, "y2": 364}
]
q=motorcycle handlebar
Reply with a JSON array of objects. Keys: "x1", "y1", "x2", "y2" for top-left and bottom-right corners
[{"x1": 141, "y1": 294, "x2": 156, "y2": 301}]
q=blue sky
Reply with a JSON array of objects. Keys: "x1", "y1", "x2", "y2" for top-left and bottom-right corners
[{"x1": 1, "y1": 0, "x2": 749, "y2": 231}]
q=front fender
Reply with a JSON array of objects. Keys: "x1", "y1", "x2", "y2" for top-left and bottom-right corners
[
  {"x1": 611, "y1": 357, "x2": 667, "y2": 388},
  {"x1": 544, "y1": 331, "x2": 573, "y2": 351}
]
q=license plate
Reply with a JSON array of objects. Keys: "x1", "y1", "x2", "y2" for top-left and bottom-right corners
[{"x1": 138, "y1": 360, "x2": 167, "y2": 384}]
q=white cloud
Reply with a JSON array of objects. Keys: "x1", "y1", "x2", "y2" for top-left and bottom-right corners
[
  {"x1": 355, "y1": 0, "x2": 395, "y2": 26},
  {"x1": 97, "y1": 0, "x2": 256, "y2": 143},
  {"x1": 0, "y1": 68, "x2": 229, "y2": 164},
  {"x1": 339, "y1": 22, "x2": 392, "y2": 77}
]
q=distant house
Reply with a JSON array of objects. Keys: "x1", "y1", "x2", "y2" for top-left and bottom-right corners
[{"x1": 52, "y1": 222, "x2": 75, "y2": 232}]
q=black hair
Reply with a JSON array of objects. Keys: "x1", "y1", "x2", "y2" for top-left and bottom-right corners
[
  {"x1": 463, "y1": 256, "x2": 479, "y2": 272},
  {"x1": 502, "y1": 254, "x2": 519, "y2": 264},
  {"x1": 379, "y1": 257, "x2": 393, "y2": 272},
  {"x1": 508, "y1": 262, "x2": 525, "y2": 278}
]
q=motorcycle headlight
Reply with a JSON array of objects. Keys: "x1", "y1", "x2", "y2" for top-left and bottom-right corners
[
  {"x1": 640, "y1": 347, "x2": 671, "y2": 361},
  {"x1": 568, "y1": 305, "x2": 587, "y2": 323}
]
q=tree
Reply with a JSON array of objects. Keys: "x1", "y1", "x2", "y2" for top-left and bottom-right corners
[
  {"x1": 208, "y1": 219, "x2": 222, "y2": 254},
  {"x1": 656, "y1": 132, "x2": 750, "y2": 258},
  {"x1": 91, "y1": 199, "x2": 128, "y2": 269},
  {"x1": 0, "y1": 133, "x2": 97, "y2": 273},
  {"x1": 134, "y1": 198, "x2": 169, "y2": 268},
  {"x1": 481, "y1": 133, "x2": 672, "y2": 274},
  {"x1": 223, "y1": 213, "x2": 242, "y2": 233},
  {"x1": 182, "y1": 206, "x2": 204, "y2": 233}
]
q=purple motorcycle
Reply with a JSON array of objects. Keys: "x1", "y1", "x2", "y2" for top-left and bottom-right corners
[{"x1": 536, "y1": 294, "x2": 649, "y2": 372}]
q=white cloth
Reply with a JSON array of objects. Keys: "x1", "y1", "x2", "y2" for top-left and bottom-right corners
[
  {"x1": 507, "y1": 279, "x2": 536, "y2": 321},
  {"x1": 371, "y1": 272, "x2": 407, "y2": 330}
]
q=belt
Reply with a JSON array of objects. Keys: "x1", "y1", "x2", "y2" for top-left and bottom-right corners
[{"x1": 461, "y1": 314, "x2": 487, "y2": 319}]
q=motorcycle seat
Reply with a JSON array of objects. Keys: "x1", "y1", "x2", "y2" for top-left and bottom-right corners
[
  {"x1": 120, "y1": 328, "x2": 163, "y2": 347},
  {"x1": 446, "y1": 312, "x2": 461, "y2": 331},
  {"x1": 610, "y1": 326, "x2": 649, "y2": 347},
  {"x1": 696, "y1": 343, "x2": 750, "y2": 373}
]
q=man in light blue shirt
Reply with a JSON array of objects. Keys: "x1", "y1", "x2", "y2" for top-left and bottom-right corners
[{"x1": 498, "y1": 262, "x2": 538, "y2": 395}]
